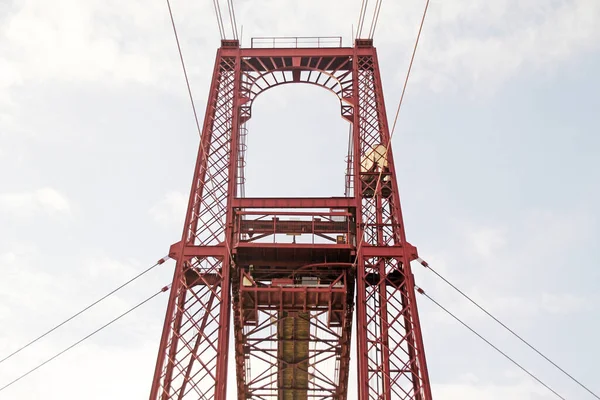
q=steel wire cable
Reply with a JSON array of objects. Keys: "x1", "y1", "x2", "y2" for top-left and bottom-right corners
[
  {"x1": 164, "y1": 0, "x2": 232, "y2": 200},
  {"x1": 0, "y1": 255, "x2": 169, "y2": 365},
  {"x1": 356, "y1": 0, "x2": 369, "y2": 39},
  {"x1": 165, "y1": 0, "x2": 205, "y2": 139},
  {"x1": 227, "y1": 0, "x2": 239, "y2": 40},
  {"x1": 368, "y1": 0, "x2": 383, "y2": 39},
  {"x1": 389, "y1": 0, "x2": 429, "y2": 135},
  {"x1": 416, "y1": 258, "x2": 600, "y2": 399},
  {"x1": 352, "y1": 0, "x2": 430, "y2": 266},
  {"x1": 212, "y1": 0, "x2": 226, "y2": 39},
  {"x1": 163, "y1": 0, "x2": 238, "y2": 265},
  {"x1": 0, "y1": 285, "x2": 171, "y2": 393},
  {"x1": 165, "y1": 0, "x2": 236, "y2": 221},
  {"x1": 163, "y1": 2, "x2": 239, "y2": 356},
  {"x1": 416, "y1": 286, "x2": 567, "y2": 400}
]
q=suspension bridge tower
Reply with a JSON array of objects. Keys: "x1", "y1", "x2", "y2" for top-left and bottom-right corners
[{"x1": 149, "y1": 37, "x2": 432, "y2": 400}]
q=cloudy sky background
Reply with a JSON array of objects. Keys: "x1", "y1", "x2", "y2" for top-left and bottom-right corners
[{"x1": 1, "y1": 0, "x2": 599, "y2": 398}]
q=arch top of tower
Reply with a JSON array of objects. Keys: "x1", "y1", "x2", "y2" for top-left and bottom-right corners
[{"x1": 217, "y1": 40, "x2": 378, "y2": 121}]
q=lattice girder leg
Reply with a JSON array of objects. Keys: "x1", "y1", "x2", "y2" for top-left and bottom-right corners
[
  {"x1": 150, "y1": 46, "x2": 242, "y2": 400},
  {"x1": 352, "y1": 45, "x2": 432, "y2": 400}
]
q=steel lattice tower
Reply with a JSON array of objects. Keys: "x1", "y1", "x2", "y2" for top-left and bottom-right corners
[{"x1": 150, "y1": 38, "x2": 432, "y2": 400}]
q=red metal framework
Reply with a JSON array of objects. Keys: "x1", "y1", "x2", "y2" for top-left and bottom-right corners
[{"x1": 150, "y1": 38, "x2": 432, "y2": 400}]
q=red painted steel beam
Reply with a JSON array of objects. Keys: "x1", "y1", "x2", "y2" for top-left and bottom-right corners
[
  {"x1": 235, "y1": 242, "x2": 354, "y2": 250},
  {"x1": 361, "y1": 244, "x2": 418, "y2": 258},
  {"x1": 150, "y1": 48, "x2": 239, "y2": 400},
  {"x1": 169, "y1": 241, "x2": 228, "y2": 259},
  {"x1": 232, "y1": 197, "x2": 356, "y2": 209},
  {"x1": 224, "y1": 46, "x2": 378, "y2": 58}
]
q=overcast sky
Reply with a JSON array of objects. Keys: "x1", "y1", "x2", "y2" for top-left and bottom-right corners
[{"x1": 1, "y1": 0, "x2": 599, "y2": 399}]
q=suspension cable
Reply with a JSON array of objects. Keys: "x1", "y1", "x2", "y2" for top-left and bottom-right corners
[
  {"x1": 0, "y1": 285, "x2": 171, "y2": 393},
  {"x1": 390, "y1": 0, "x2": 429, "y2": 135},
  {"x1": 368, "y1": 0, "x2": 383, "y2": 39},
  {"x1": 352, "y1": 0, "x2": 430, "y2": 266},
  {"x1": 165, "y1": 0, "x2": 205, "y2": 140},
  {"x1": 163, "y1": 0, "x2": 237, "y2": 267},
  {"x1": 0, "y1": 256, "x2": 169, "y2": 366},
  {"x1": 356, "y1": 0, "x2": 369, "y2": 39},
  {"x1": 212, "y1": 0, "x2": 226, "y2": 40},
  {"x1": 164, "y1": 0, "x2": 238, "y2": 225},
  {"x1": 227, "y1": 0, "x2": 239, "y2": 40},
  {"x1": 416, "y1": 286, "x2": 567, "y2": 400},
  {"x1": 416, "y1": 257, "x2": 600, "y2": 399}
]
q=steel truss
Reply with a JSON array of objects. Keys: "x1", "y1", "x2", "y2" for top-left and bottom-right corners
[{"x1": 150, "y1": 38, "x2": 432, "y2": 400}]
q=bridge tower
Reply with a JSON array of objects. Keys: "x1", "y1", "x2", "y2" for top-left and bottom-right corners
[{"x1": 150, "y1": 37, "x2": 432, "y2": 400}]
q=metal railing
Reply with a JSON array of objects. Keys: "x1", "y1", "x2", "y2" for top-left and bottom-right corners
[
  {"x1": 235, "y1": 210, "x2": 354, "y2": 245},
  {"x1": 250, "y1": 36, "x2": 343, "y2": 49}
]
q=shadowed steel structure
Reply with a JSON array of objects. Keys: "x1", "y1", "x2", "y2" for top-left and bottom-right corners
[{"x1": 150, "y1": 38, "x2": 433, "y2": 400}]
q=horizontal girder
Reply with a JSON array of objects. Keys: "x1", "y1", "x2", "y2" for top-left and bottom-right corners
[{"x1": 232, "y1": 197, "x2": 355, "y2": 209}]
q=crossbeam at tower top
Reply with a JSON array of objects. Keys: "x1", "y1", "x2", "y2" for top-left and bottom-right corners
[
  {"x1": 249, "y1": 36, "x2": 343, "y2": 48},
  {"x1": 222, "y1": 36, "x2": 375, "y2": 50}
]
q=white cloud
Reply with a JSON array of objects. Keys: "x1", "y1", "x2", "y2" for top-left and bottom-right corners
[
  {"x1": 0, "y1": 0, "x2": 219, "y2": 118},
  {"x1": 378, "y1": 0, "x2": 600, "y2": 93},
  {"x1": 0, "y1": 243, "x2": 62, "y2": 319},
  {"x1": 486, "y1": 292, "x2": 592, "y2": 317},
  {"x1": 466, "y1": 227, "x2": 508, "y2": 259},
  {"x1": 0, "y1": 187, "x2": 71, "y2": 217},
  {"x1": 0, "y1": 315, "x2": 162, "y2": 399},
  {"x1": 149, "y1": 191, "x2": 187, "y2": 226},
  {"x1": 450, "y1": 207, "x2": 593, "y2": 285},
  {"x1": 540, "y1": 292, "x2": 590, "y2": 314},
  {"x1": 35, "y1": 187, "x2": 71, "y2": 213},
  {"x1": 520, "y1": 208, "x2": 592, "y2": 251},
  {"x1": 0, "y1": 240, "x2": 168, "y2": 399},
  {"x1": 433, "y1": 380, "x2": 552, "y2": 399},
  {"x1": 3, "y1": 0, "x2": 598, "y2": 103},
  {"x1": 2, "y1": 0, "x2": 156, "y2": 87},
  {"x1": 417, "y1": 206, "x2": 595, "y2": 323},
  {"x1": 85, "y1": 256, "x2": 140, "y2": 282}
]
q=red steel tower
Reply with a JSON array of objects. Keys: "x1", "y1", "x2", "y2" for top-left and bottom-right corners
[{"x1": 150, "y1": 37, "x2": 432, "y2": 400}]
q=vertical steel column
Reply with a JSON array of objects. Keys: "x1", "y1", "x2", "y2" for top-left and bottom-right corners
[
  {"x1": 352, "y1": 44, "x2": 371, "y2": 400},
  {"x1": 217, "y1": 45, "x2": 243, "y2": 400},
  {"x1": 353, "y1": 43, "x2": 432, "y2": 400},
  {"x1": 371, "y1": 50, "x2": 432, "y2": 399},
  {"x1": 149, "y1": 42, "x2": 241, "y2": 400}
]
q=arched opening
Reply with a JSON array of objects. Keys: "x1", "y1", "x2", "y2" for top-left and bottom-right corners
[
  {"x1": 242, "y1": 83, "x2": 350, "y2": 198},
  {"x1": 231, "y1": 68, "x2": 357, "y2": 398}
]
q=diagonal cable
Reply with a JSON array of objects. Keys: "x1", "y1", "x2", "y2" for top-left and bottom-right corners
[
  {"x1": 356, "y1": 0, "x2": 369, "y2": 39},
  {"x1": 368, "y1": 0, "x2": 383, "y2": 39},
  {"x1": 0, "y1": 285, "x2": 171, "y2": 393},
  {"x1": 165, "y1": 0, "x2": 205, "y2": 136},
  {"x1": 0, "y1": 255, "x2": 169, "y2": 365},
  {"x1": 416, "y1": 286, "x2": 567, "y2": 400},
  {"x1": 212, "y1": 0, "x2": 226, "y2": 39},
  {"x1": 227, "y1": 0, "x2": 239, "y2": 40},
  {"x1": 416, "y1": 257, "x2": 600, "y2": 400},
  {"x1": 353, "y1": 0, "x2": 430, "y2": 266}
]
